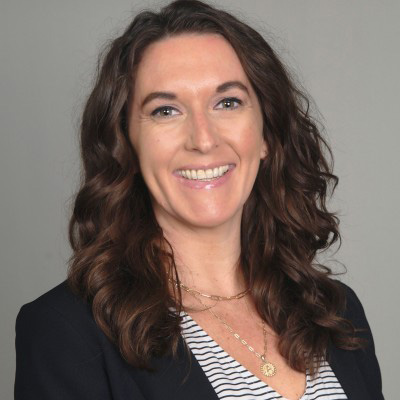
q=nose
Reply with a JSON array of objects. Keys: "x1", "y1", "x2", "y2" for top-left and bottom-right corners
[{"x1": 184, "y1": 110, "x2": 219, "y2": 153}]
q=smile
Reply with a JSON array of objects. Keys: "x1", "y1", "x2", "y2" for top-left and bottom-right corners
[{"x1": 176, "y1": 164, "x2": 232, "y2": 181}]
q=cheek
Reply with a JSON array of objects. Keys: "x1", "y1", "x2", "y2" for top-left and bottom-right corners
[
  {"x1": 136, "y1": 139, "x2": 160, "y2": 173},
  {"x1": 230, "y1": 119, "x2": 264, "y2": 159},
  {"x1": 134, "y1": 131, "x2": 176, "y2": 183}
]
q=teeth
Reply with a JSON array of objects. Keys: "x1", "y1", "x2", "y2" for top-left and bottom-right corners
[{"x1": 178, "y1": 164, "x2": 231, "y2": 180}]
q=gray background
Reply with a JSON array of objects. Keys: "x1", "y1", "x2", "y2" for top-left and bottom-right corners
[{"x1": 1, "y1": 1, "x2": 398, "y2": 398}]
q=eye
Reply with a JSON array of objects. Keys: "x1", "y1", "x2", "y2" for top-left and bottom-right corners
[
  {"x1": 150, "y1": 106, "x2": 180, "y2": 118},
  {"x1": 215, "y1": 97, "x2": 243, "y2": 110}
]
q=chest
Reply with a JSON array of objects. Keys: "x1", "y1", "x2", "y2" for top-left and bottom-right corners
[{"x1": 183, "y1": 311, "x2": 307, "y2": 400}]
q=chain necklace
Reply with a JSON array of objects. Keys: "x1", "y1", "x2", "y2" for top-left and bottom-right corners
[
  {"x1": 187, "y1": 292, "x2": 277, "y2": 377},
  {"x1": 168, "y1": 277, "x2": 250, "y2": 301}
]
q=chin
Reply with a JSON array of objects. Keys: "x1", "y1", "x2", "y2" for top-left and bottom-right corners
[{"x1": 180, "y1": 209, "x2": 242, "y2": 230}]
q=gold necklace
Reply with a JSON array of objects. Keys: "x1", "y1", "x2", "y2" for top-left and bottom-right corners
[
  {"x1": 168, "y1": 277, "x2": 250, "y2": 301},
  {"x1": 188, "y1": 292, "x2": 277, "y2": 377}
]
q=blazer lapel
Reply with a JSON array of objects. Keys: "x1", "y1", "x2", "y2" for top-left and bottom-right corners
[
  {"x1": 131, "y1": 337, "x2": 219, "y2": 400},
  {"x1": 328, "y1": 343, "x2": 371, "y2": 400}
]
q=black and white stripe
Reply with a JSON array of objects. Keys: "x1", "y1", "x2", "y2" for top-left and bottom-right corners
[{"x1": 180, "y1": 312, "x2": 348, "y2": 400}]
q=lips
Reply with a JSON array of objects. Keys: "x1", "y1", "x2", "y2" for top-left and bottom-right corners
[
  {"x1": 173, "y1": 164, "x2": 235, "y2": 189},
  {"x1": 176, "y1": 164, "x2": 231, "y2": 180}
]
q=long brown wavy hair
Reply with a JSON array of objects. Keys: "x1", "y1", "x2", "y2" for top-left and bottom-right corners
[{"x1": 68, "y1": 0, "x2": 363, "y2": 373}]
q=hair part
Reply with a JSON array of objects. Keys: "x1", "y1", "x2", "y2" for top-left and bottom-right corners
[{"x1": 68, "y1": 0, "x2": 364, "y2": 374}]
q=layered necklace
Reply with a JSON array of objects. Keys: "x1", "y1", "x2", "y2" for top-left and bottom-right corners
[{"x1": 169, "y1": 278, "x2": 278, "y2": 377}]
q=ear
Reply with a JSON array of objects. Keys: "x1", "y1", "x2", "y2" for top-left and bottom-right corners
[{"x1": 260, "y1": 140, "x2": 268, "y2": 160}]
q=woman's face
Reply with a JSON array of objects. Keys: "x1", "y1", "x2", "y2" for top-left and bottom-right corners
[{"x1": 128, "y1": 33, "x2": 267, "y2": 231}]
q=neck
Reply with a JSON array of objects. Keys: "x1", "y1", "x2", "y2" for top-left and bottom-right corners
[{"x1": 159, "y1": 216, "x2": 246, "y2": 297}]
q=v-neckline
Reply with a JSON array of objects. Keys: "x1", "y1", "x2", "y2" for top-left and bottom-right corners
[{"x1": 181, "y1": 311, "x2": 310, "y2": 400}]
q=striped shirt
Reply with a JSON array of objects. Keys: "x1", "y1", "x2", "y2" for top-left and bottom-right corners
[{"x1": 180, "y1": 312, "x2": 348, "y2": 400}]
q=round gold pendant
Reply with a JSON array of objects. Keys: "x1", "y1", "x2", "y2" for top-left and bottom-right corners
[{"x1": 261, "y1": 362, "x2": 277, "y2": 377}]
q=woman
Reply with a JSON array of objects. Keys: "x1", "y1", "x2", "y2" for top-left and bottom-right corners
[{"x1": 14, "y1": 1, "x2": 383, "y2": 399}]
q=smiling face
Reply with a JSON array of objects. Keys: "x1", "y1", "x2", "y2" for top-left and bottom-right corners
[{"x1": 128, "y1": 33, "x2": 267, "y2": 232}]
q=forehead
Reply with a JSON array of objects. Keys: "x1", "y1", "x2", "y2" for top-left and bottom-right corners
[{"x1": 133, "y1": 33, "x2": 250, "y2": 95}]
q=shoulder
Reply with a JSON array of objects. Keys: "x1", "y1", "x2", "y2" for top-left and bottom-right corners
[
  {"x1": 16, "y1": 280, "x2": 104, "y2": 359},
  {"x1": 334, "y1": 280, "x2": 371, "y2": 332},
  {"x1": 333, "y1": 280, "x2": 381, "y2": 368},
  {"x1": 14, "y1": 283, "x2": 149, "y2": 399},
  {"x1": 329, "y1": 281, "x2": 384, "y2": 398}
]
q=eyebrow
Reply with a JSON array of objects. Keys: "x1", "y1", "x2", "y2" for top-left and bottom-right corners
[{"x1": 140, "y1": 80, "x2": 249, "y2": 108}]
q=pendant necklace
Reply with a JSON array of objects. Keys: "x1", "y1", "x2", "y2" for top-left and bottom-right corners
[{"x1": 186, "y1": 290, "x2": 277, "y2": 377}]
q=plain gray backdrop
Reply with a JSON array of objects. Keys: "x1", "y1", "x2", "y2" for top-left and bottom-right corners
[{"x1": 2, "y1": 1, "x2": 399, "y2": 399}]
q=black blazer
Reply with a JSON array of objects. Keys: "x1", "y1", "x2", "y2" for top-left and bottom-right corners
[{"x1": 14, "y1": 281, "x2": 384, "y2": 400}]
